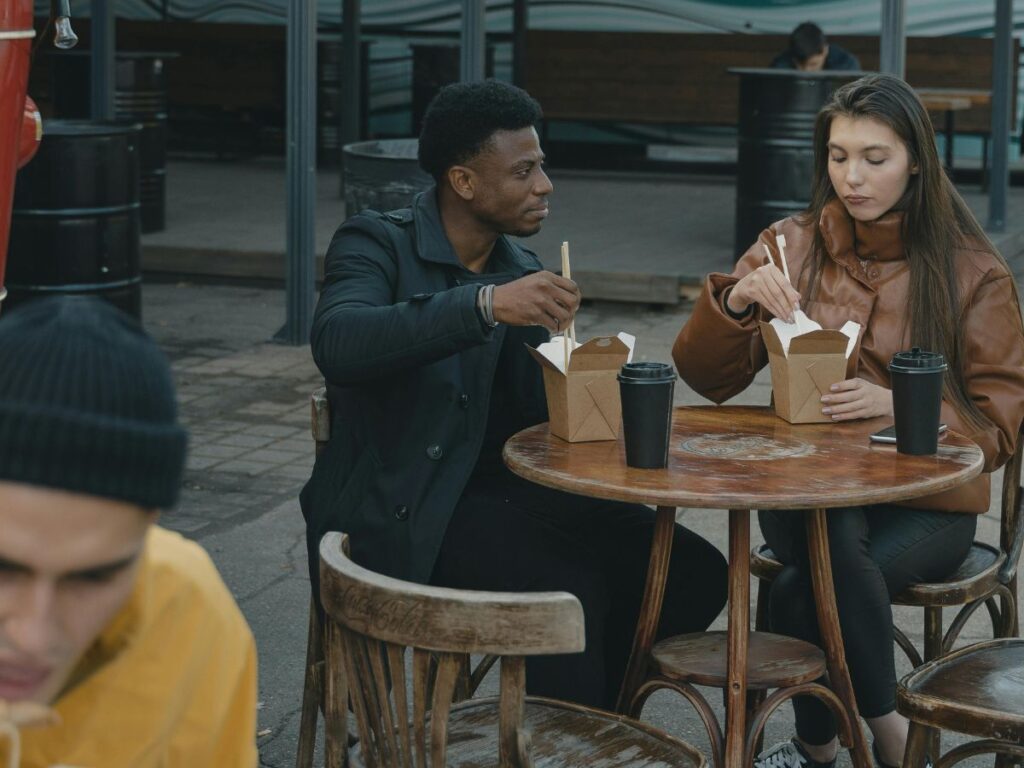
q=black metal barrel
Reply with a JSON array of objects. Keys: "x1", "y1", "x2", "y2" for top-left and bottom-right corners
[
  {"x1": 51, "y1": 50, "x2": 174, "y2": 233},
  {"x1": 8, "y1": 121, "x2": 142, "y2": 318},
  {"x1": 730, "y1": 68, "x2": 860, "y2": 258}
]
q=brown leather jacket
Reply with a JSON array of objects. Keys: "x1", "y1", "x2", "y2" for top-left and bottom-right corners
[{"x1": 673, "y1": 199, "x2": 1024, "y2": 513}]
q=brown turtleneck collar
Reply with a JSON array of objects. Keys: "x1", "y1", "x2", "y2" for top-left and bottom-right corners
[{"x1": 819, "y1": 197, "x2": 905, "y2": 266}]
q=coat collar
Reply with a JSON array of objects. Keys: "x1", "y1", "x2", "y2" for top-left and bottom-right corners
[
  {"x1": 819, "y1": 197, "x2": 906, "y2": 265},
  {"x1": 411, "y1": 187, "x2": 539, "y2": 276}
]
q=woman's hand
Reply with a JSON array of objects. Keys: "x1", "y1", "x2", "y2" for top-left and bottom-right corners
[
  {"x1": 726, "y1": 263, "x2": 801, "y2": 322},
  {"x1": 820, "y1": 378, "x2": 893, "y2": 421}
]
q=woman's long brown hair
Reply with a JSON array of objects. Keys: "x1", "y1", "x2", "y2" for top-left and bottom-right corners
[{"x1": 798, "y1": 73, "x2": 1020, "y2": 428}]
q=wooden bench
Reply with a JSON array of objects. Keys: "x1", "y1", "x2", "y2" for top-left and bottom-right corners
[{"x1": 525, "y1": 31, "x2": 1017, "y2": 138}]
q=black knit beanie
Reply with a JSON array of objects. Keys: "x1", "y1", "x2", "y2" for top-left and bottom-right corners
[{"x1": 0, "y1": 296, "x2": 187, "y2": 509}]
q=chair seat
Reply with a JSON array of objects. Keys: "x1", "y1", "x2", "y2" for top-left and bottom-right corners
[
  {"x1": 650, "y1": 631, "x2": 826, "y2": 690},
  {"x1": 893, "y1": 542, "x2": 1003, "y2": 605},
  {"x1": 351, "y1": 696, "x2": 705, "y2": 768},
  {"x1": 752, "y1": 542, "x2": 1004, "y2": 607},
  {"x1": 897, "y1": 638, "x2": 1024, "y2": 742}
]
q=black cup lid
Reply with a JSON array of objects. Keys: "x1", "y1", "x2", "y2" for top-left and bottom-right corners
[
  {"x1": 618, "y1": 362, "x2": 676, "y2": 382},
  {"x1": 889, "y1": 347, "x2": 948, "y2": 374}
]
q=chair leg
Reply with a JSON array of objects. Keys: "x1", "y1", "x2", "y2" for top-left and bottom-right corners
[
  {"x1": 923, "y1": 606, "x2": 943, "y2": 662},
  {"x1": 296, "y1": 598, "x2": 325, "y2": 768},
  {"x1": 922, "y1": 606, "x2": 943, "y2": 762},
  {"x1": 903, "y1": 721, "x2": 935, "y2": 768},
  {"x1": 747, "y1": 688, "x2": 767, "y2": 758},
  {"x1": 1008, "y1": 575, "x2": 1020, "y2": 638}
]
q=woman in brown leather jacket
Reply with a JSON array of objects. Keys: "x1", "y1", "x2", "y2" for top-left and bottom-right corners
[{"x1": 673, "y1": 74, "x2": 1024, "y2": 768}]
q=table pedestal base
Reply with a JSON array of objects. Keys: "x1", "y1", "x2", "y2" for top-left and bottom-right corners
[{"x1": 617, "y1": 506, "x2": 872, "y2": 768}]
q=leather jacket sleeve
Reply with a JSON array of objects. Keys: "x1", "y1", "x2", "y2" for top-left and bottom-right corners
[
  {"x1": 672, "y1": 228, "x2": 775, "y2": 403},
  {"x1": 311, "y1": 215, "x2": 491, "y2": 386},
  {"x1": 940, "y1": 270, "x2": 1024, "y2": 472}
]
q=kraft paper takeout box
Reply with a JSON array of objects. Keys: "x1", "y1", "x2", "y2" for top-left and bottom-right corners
[
  {"x1": 527, "y1": 333, "x2": 635, "y2": 442},
  {"x1": 760, "y1": 315, "x2": 861, "y2": 424}
]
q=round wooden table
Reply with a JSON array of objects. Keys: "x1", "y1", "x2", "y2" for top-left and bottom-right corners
[{"x1": 503, "y1": 405, "x2": 984, "y2": 768}]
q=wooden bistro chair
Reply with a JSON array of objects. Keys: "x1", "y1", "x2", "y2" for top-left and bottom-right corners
[
  {"x1": 318, "y1": 530, "x2": 708, "y2": 768},
  {"x1": 751, "y1": 429, "x2": 1024, "y2": 666},
  {"x1": 897, "y1": 637, "x2": 1024, "y2": 768},
  {"x1": 295, "y1": 387, "x2": 500, "y2": 767}
]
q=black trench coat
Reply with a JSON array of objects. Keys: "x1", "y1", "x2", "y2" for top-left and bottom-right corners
[{"x1": 300, "y1": 188, "x2": 549, "y2": 590}]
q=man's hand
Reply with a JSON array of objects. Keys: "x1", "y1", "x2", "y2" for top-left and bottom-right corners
[
  {"x1": 820, "y1": 378, "x2": 893, "y2": 421},
  {"x1": 492, "y1": 271, "x2": 581, "y2": 332},
  {"x1": 727, "y1": 263, "x2": 801, "y2": 323}
]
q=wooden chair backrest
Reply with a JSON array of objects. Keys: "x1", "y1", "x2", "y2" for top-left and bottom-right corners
[
  {"x1": 318, "y1": 532, "x2": 585, "y2": 768},
  {"x1": 998, "y1": 427, "x2": 1024, "y2": 586}
]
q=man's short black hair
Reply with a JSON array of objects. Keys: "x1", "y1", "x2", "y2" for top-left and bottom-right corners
[
  {"x1": 790, "y1": 22, "x2": 827, "y2": 63},
  {"x1": 418, "y1": 79, "x2": 543, "y2": 182}
]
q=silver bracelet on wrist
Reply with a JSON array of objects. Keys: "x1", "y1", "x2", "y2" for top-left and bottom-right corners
[
  {"x1": 482, "y1": 283, "x2": 497, "y2": 327},
  {"x1": 476, "y1": 284, "x2": 498, "y2": 328}
]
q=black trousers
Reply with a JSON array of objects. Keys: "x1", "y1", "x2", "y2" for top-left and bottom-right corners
[
  {"x1": 759, "y1": 505, "x2": 977, "y2": 745},
  {"x1": 431, "y1": 470, "x2": 728, "y2": 710}
]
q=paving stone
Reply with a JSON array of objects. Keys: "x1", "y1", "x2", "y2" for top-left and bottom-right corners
[
  {"x1": 273, "y1": 438, "x2": 314, "y2": 453},
  {"x1": 159, "y1": 515, "x2": 210, "y2": 534},
  {"x1": 238, "y1": 448, "x2": 307, "y2": 465},
  {"x1": 192, "y1": 443, "x2": 250, "y2": 459},
  {"x1": 215, "y1": 459, "x2": 281, "y2": 476},
  {"x1": 276, "y1": 464, "x2": 316, "y2": 481},
  {"x1": 217, "y1": 433, "x2": 276, "y2": 449},
  {"x1": 242, "y1": 424, "x2": 305, "y2": 438},
  {"x1": 204, "y1": 418, "x2": 253, "y2": 432},
  {"x1": 239, "y1": 401, "x2": 295, "y2": 415},
  {"x1": 186, "y1": 455, "x2": 223, "y2": 470}
]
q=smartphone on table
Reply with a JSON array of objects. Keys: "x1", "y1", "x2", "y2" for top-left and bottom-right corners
[{"x1": 869, "y1": 423, "x2": 947, "y2": 444}]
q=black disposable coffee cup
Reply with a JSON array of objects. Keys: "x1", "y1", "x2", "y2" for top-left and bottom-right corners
[
  {"x1": 618, "y1": 362, "x2": 676, "y2": 469},
  {"x1": 888, "y1": 347, "x2": 947, "y2": 455}
]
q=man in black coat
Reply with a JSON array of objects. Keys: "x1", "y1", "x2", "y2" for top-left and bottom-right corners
[
  {"x1": 771, "y1": 22, "x2": 860, "y2": 72},
  {"x1": 301, "y1": 79, "x2": 727, "y2": 709}
]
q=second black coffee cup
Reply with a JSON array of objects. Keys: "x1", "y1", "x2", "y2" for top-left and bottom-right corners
[
  {"x1": 618, "y1": 362, "x2": 676, "y2": 468},
  {"x1": 889, "y1": 347, "x2": 947, "y2": 455}
]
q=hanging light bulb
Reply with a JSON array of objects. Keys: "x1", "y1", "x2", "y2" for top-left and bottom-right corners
[{"x1": 52, "y1": 0, "x2": 78, "y2": 49}]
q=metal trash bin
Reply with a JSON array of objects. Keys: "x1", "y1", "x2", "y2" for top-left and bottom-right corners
[
  {"x1": 8, "y1": 120, "x2": 142, "y2": 319},
  {"x1": 730, "y1": 68, "x2": 861, "y2": 259},
  {"x1": 342, "y1": 139, "x2": 433, "y2": 218}
]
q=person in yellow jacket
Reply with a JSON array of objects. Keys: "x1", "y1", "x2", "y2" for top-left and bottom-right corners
[{"x1": 0, "y1": 296, "x2": 258, "y2": 768}]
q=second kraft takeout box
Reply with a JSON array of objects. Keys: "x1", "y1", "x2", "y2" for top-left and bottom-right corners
[
  {"x1": 760, "y1": 315, "x2": 861, "y2": 424},
  {"x1": 527, "y1": 333, "x2": 635, "y2": 442}
]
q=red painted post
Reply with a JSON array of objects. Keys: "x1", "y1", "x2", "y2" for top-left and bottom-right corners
[{"x1": 0, "y1": 0, "x2": 36, "y2": 310}]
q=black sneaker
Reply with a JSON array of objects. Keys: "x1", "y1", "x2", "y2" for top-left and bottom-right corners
[{"x1": 754, "y1": 738, "x2": 837, "y2": 768}]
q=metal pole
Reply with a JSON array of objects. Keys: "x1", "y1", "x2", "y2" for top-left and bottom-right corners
[
  {"x1": 90, "y1": 0, "x2": 115, "y2": 120},
  {"x1": 512, "y1": 0, "x2": 528, "y2": 87},
  {"x1": 460, "y1": 0, "x2": 486, "y2": 82},
  {"x1": 339, "y1": 0, "x2": 361, "y2": 196},
  {"x1": 988, "y1": 0, "x2": 1013, "y2": 232},
  {"x1": 276, "y1": 0, "x2": 317, "y2": 345},
  {"x1": 879, "y1": 0, "x2": 906, "y2": 78}
]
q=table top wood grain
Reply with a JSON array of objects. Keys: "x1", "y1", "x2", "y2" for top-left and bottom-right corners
[{"x1": 503, "y1": 406, "x2": 984, "y2": 510}]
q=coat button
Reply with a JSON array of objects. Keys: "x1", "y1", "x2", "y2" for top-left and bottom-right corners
[
  {"x1": 459, "y1": 394, "x2": 470, "y2": 409},
  {"x1": 426, "y1": 444, "x2": 443, "y2": 460},
  {"x1": 869, "y1": 269, "x2": 880, "y2": 279},
  {"x1": 394, "y1": 505, "x2": 409, "y2": 521}
]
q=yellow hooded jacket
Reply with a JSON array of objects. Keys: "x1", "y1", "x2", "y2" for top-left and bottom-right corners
[{"x1": 5, "y1": 526, "x2": 258, "y2": 767}]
